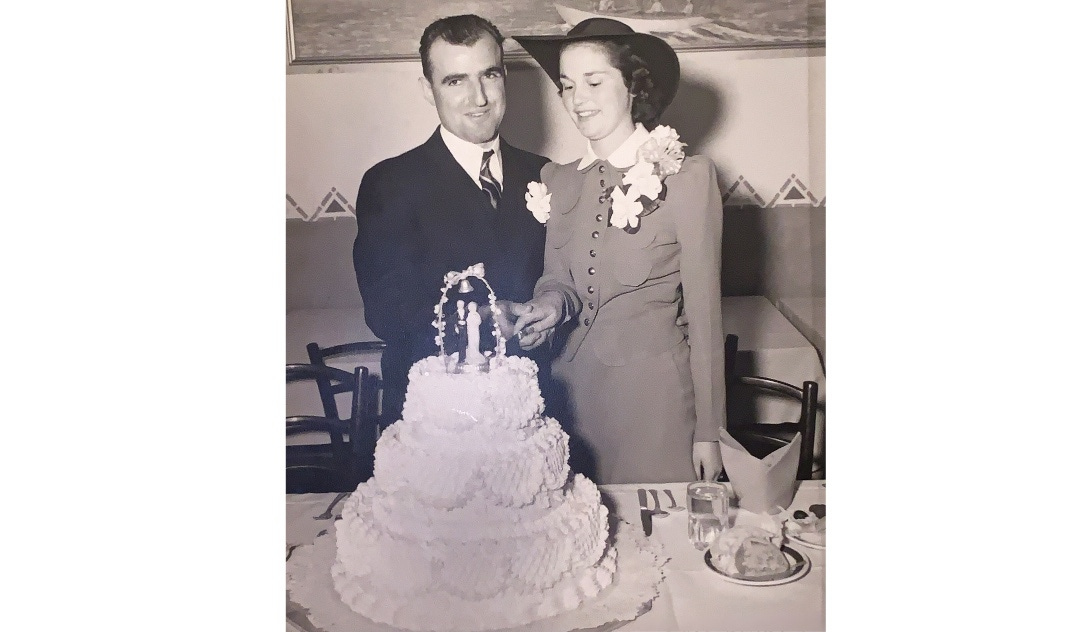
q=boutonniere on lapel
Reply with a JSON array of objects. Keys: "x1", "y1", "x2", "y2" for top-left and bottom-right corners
[
  {"x1": 524, "y1": 181, "x2": 551, "y2": 224},
  {"x1": 609, "y1": 125, "x2": 686, "y2": 233}
]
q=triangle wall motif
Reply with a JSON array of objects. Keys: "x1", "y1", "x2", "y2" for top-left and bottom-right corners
[
  {"x1": 286, "y1": 193, "x2": 308, "y2": 220},
  {"x1": 310, "y1": 187, "x2": 356, "y2": 221},
  {"x1": 769, "y1": 174, "x2": 819, "y2": 207},
  {"x1": 723, "y1": 176, "x2": 767, "y2": 208}
]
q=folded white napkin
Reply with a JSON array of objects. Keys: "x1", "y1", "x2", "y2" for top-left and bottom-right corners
[{"x1": 718, "y1": 428, "x2": 801, "y2": 514}]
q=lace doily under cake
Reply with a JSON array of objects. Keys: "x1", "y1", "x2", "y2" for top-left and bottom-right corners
[{"x1": 287, "y1": 519, "x2": 668, "y2": 632}]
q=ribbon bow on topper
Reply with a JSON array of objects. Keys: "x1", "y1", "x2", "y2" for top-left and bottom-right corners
[{"x1": 442, "y1": 262, "x2": 486, "y2": 289}]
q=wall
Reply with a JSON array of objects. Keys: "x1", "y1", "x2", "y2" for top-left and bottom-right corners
[{"x1": 286, "y1": 47, "x2": 824, "y2": 310}]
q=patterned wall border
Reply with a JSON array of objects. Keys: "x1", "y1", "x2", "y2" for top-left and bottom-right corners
[
  {"x1": 287, "y1": 187, "x2": 355, "y2": 221},
  {"x1": 766, "y1": 174, "x2": 819, "y2": 207},
  {"x1": 288, "y1": 175, "x2": 823, "y2": 220}
]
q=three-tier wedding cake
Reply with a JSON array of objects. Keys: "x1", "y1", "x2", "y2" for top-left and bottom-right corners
[{"x1": 328, "y1": 265, "x2": 618, "y2": 631}]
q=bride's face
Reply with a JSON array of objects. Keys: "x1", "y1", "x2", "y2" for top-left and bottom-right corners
[{"x1": 558, "y1": 42, "x2": 634, "y2": 145}]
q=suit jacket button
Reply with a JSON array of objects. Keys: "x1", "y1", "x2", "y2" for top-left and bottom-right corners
[
  {"x1": 598, "y1": 165, "x2": 605, "y2": 174},
  {"x1": 591, "y1": 231, "x2": 600, "y2": 239},
  {"x1": 595, "y1": 214, "x2": 604, "y2": 222},
  {"x1": 598, "y1": 195, "x2": 606, "y2": 203},
  {"x1": 587, "y1": 286, "x2": 595, "y2": 294},
  {"x1": 599, "y1": 179, "x2": 606, "y2": 187},
  {"x1": 588, "y1": 267, "x2": 596, "y2": 275},
  {"x1": 588, "y1": 301, "x2": 595, "y2": 310},
  {"x1": 584, "y1": 318, "x2": 591, "y2": 326},
  {"x1": 589, "y1": 249, "x2": 596, "y2": 257}
]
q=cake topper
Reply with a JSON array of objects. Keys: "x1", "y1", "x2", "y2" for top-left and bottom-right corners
[
  {"x1": 432, "y1": 262, "x2": 506, "y2": 370},
  {"x1": 465, "y1": 302, "x2": 484, "y2": 365},
  {"x1": 454, "y1": 299, "x2": 468, "y2": 362}
]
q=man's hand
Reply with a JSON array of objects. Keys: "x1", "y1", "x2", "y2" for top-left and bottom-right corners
[
  {"x1": 512, "y1": 294, "x2": 564, "y2": 351},
  {"x1": 692, "y1": 441, "x2": 723, "y2": 481}
]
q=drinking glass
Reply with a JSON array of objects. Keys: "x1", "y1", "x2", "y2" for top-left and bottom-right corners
[{"x1": 687, "y1": 481, "x2": 729, "y2": 551}]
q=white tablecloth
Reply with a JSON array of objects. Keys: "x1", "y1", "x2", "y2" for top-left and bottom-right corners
[
  {"x1": 776, "y1": 296, "x2": 825, "y2": 366},
  {"x1": 286, "y1": 480, "x2": 826, "y2": 632}
]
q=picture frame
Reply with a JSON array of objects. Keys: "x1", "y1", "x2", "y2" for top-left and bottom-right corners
[{"x1": 286, "y1": 0, "x2": 825, "y2": 68}]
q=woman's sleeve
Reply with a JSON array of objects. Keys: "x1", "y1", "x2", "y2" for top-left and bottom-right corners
[
  {"x1": 533, "y1": 163, "x2": 582, "y2": 323},
  {"x1": 675, "y1": 156, "x2": 727, "y2": 442}
]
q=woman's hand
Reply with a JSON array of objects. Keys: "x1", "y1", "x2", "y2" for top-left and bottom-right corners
[
  {"x1": 512, "y1": 293, "x2": 565, "y2": 351},
  {"x1": 692, "y1": 441, "x2": 723, "y2": 481}
]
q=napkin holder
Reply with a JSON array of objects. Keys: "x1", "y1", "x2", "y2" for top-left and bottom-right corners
[{"x1": 718, "y1": 427, "x2": 801, "y2": 514}]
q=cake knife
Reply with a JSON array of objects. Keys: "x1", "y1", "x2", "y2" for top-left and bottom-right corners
[{"x1": 637, "y1": 488, "x2": 653, "y2": 537}]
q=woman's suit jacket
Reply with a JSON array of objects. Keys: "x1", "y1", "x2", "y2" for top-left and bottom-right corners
[{"x1": 535, "y1": 154, "x2": 727, "y2": 445}]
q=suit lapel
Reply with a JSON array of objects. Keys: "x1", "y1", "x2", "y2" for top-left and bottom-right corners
[
  {"x1": 498, "y1": 144, "x2": 526, "y2": 226},
  {"x1": 422, "y1": 131, "x2": 497, "y2": 225}
]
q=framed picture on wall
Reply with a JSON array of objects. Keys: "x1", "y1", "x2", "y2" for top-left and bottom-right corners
[{"x1": 286, "y1": 0, "x2": 825, "y2": 67}]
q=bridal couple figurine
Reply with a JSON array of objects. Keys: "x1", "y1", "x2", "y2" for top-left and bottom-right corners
[
  {"x1": 353, "y1": 14, "x2": 725, "y2": 485},
  {"x1": 451, "y1": 299, "x2": 485, "y2": 369}
]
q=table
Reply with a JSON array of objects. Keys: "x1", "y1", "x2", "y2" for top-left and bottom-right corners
[
  {"x1": 776, "y1": 297, "x2": 825, "y2": 366},
  {"x1": 722, "y1": 296, "x2": 825, "y2": 467},
  {"x1": 722, "y1": 295, "x2": 825, "y2": 407},
  {"x1": 287, "y1": 480, "x2": 825, "y2": 632}
]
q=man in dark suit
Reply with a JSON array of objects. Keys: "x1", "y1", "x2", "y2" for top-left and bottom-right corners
[{"x1": 353, "y1": 14, "x2": 551, "y2": 424}]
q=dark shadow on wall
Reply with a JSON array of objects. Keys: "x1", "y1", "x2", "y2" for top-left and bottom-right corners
[
  {"x1": 501, "y1": 60, "x2": 555, "y2": 156},
  {"x1": 663, "y1": 74, "x2": 726, "y2": 157},
  {"x1": 721, "y1": 207, "x2": 768, "y2": 297}
]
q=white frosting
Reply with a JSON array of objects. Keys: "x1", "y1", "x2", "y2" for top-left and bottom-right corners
[
  {"x1": 400, "y1": 355, "x2": 546, "y2": 431},
  {"x1": 374, "y1": 416, "x2": 569, "y2": 508},
  {"x1": 330, "y1": 354, "x2": 619, "y2": 631}
]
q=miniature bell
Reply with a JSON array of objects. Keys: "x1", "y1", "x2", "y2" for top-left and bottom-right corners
[{"x1": 457, "y1": 279, "x2": 474, "y2": 293}]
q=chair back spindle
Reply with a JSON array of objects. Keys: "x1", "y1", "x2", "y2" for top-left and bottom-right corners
[{"x1": 724, "y1": 334, "x2": 823, "y2": 480}]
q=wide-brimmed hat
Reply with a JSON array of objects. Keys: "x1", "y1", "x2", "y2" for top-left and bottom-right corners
[{"x1": 514, "y1": 18, "x2": 680, "y2": 116}]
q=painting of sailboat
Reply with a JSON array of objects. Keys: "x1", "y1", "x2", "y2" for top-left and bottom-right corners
[
  {"x1": 287, "y1": 0, "x2": 825, "y2": 66},
  {"x1": 554, "y1": 1, "x2": 713, "y2": 33}
]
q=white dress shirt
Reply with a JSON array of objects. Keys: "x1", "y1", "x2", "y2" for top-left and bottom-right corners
[{"x1": 439, "y1": 126, "x2": 503, "y2": 190}]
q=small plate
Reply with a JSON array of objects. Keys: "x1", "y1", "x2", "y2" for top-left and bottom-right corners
[
  {"x1": 704, "y1": 545, "x2": 810, "y2": 586},
  {"x1": 787, "y1": 531, "x2": 825, "y2": 550}
]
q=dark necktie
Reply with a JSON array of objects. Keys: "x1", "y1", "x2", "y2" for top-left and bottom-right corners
[{"x1": 479, "y1": 150, "x2": 501, "y2": 210}]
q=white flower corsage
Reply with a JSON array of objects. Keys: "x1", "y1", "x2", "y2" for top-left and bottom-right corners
[
  {"x1": 608, "y1": 125, "x2": 686, "y2": 233},
  {"x1": 524, "y1": 181, "x2": 551, "y2": 224},
  {"x1": 609, "y1": 186, "x2": 643, "y2": 230}
]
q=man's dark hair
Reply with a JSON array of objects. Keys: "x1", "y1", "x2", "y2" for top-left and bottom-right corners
[{"x1": 420, "y1": 14, "x2": 505, "y2": 81}]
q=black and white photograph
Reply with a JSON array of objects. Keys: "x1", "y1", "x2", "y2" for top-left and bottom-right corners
[
  {"x1": 13, "y1": 2, "x2": 1080, "y2": 631},
  {"x1": 287, "y1": 3, "x2": 825, "y2": 630}
]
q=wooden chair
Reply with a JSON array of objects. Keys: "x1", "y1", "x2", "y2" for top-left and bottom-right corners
[
  {"x1": 286, "y1": 363, "x2": 378, "y2": 493},
  {"x1": 306, "y1": 340, "x2": 388, "y2": 429},
  {"x1": 724, "y1": 334, "x2": 822, "y2": 480},
  {"x1": 306, "y1": 340, "x2": 387, "y2": 367}
]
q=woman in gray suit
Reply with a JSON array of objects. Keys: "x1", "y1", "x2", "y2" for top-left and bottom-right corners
[{"x1": 514, "y1": 19, "x2": 726, "y2": 484}]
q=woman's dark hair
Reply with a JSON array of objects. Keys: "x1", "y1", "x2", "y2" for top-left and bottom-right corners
[
  {"x1": 561, "y1": 40, "x2": 663, "y2": 129},
  {"x1": 420, "y1": 15, "x2": 504, "y2": 81}
]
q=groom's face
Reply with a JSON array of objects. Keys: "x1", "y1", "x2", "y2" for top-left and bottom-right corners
[{"x1": 421, "y1": 34, "x2": 506, "y2": 144}]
